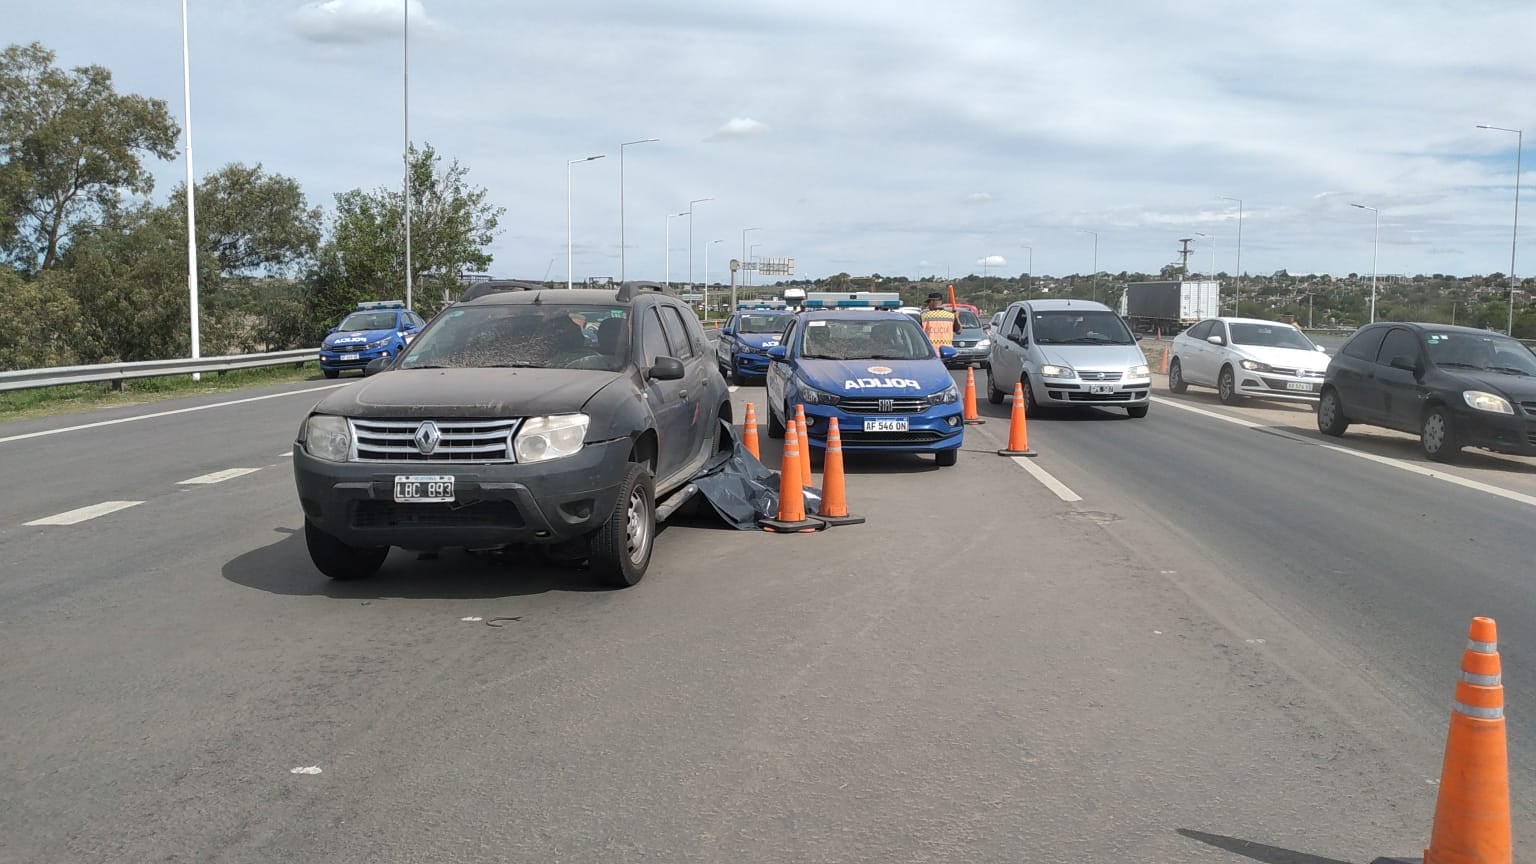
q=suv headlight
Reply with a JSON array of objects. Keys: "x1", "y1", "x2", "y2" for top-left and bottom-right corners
[
  {"x1": 303, "y1": 415, "x2": 351, "y2": 462},
  {"x1": 1040, "y1": 364, "x2": 1075, "y2": 380},
  {"x1": 799, "y1": 384, "x2": 842, "y2": 406},
  {"x1": 365, "y1": 337, "x2": 393, "y2": 350},
  {"x1": 927, "y1": 384, "x2": 960, "y2": 405},
  {"x1": 1126, "y1": 364, "x2": 1150, "y2": 378},
  {"x1": 1240, "y1": 359, "x2": 1273, "y2": 372},
  {"x1": 1463, "y1": 391, "x2": 1514, "y2": 415},
  {"x1": 514, "y1": 414, "x2": 590, "y2": 463}
]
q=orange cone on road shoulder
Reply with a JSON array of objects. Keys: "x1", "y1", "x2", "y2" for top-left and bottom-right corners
[
  {"x1": 816, "y1": 418, "x2": 865, "y2": 527},
  {"x1": 997, "y1": 382, "x2": 1036, "y2": 457},
  {"x1": 1158, "y1": 345, "x2": 1170, "y2": 375},
  {"x1": 759, "y1": 420, "x2": 825, "y2": 534},
  {"x1": 741, "y1": 402, "x2": 761, "y2": 460},
  {"x1": 1425, "y1": 616, "x2": 1512, "y2": 864},
  {"x1": 795, "y1": 403, "x2": 813, "y2": 487},
  {"x1": 963, "y1": 367, "x2": 985, "y2": 425}
]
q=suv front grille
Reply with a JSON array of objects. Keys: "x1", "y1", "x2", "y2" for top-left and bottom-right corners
[
  {"x1": 1521, "y1": 401, "x2": 1536, "y2": 417},
  {"x1": 838, "y1": 397, "x2": 928, "y2": 414},
  {"x1": 350, "y1": 418, "x2": 519, "y2": 463},
  {"x1": 1077, "y1": 371, "x2": 1123, "y2": 382}
]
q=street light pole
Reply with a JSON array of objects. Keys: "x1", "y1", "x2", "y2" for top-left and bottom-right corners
[
  {"x1": 1222, "y1": 196, "x2": 1243, "y2": 313},
  {"x1": 687, "y1": 197, "x2": 713, "y2": 290},
  {"x1": 180, "y1": 0, "x2": 200, "y2": 378},
  {"x1": 567, "y1": 154, "x2": 605, "y2": 289},
  {"x1": 665, "y1": 211, "x2": 688, "y2": 290},
  {"x1": 402, "y1": 0, "x2": 411, "y2": 311},
  {"x1": 1351, "y1": 203, "x2": 1380, "y2": 323},
  {"x1": 619, "y1": 138, "x2": 659, "y2": 283},
  {"x1": 705, "y1": 239, "x2": 722, "y2": 318},
  {"x1": 1477, "y1": 125, "x2": 1523, "y2": 335}
]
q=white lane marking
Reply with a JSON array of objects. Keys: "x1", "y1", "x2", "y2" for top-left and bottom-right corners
[
  {"x1": 277, "y1": 451, "x2": 293, "y2": 458},
  {"x1": 1152, "y1": 396, "x2": 1536, "y2": 510},
  {"x1": 728, "y1": 385, "x2": 740, "y2": 393},
  {"x1": 1011, "y1": 456, "x2": 1083, "y2": 502},
  {"x1": 289, "y1": 766, "x2": 323, "y2": 775},
  {"x1": 0, "y1": 384, "x2": 346, "y2": 445},
  {"x1": 178, "y1": 467, "x2": 261, "y2": 485},
  {"x1": 460, "y1": 616, "x2": 484, "y2": 622},
  {"x1": 25, "y1": 500, "x2": 144, "y2": 526}
]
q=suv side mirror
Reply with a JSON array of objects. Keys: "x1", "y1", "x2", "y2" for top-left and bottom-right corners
[
  {"x1": 1389, "y1": 355, "x2": 1420, "y2": 374},
  {"x1": 767, "y1": 346, "x2": 789, "y2": 362},
  {"x1": 364, "y1": 357, "x2": 389, "y2": 376},
  {"x1": 648, "y1": 356, "x2": 686, "y2": 381}
]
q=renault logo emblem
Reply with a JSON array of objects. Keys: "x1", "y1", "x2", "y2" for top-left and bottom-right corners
[{"x1": 413, "y1": 421, "x2": 441, "y2": 455}]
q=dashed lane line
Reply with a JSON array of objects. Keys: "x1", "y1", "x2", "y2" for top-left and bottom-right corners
[
  {"x1": 24, "y1": 501, "x2": 144, "y2": 526},
  {"x1": 178, "y1": 468, "x2": 262, "y2": 485},
  {"x1": 1011, "y1": 455, "x2": 1084, "y2": 502}
]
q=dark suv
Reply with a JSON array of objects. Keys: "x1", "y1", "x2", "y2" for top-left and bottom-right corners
[
  {"x1": 1318, "y1": 322, "x2": 1536, "y2": 462},
  {"x1": 292, "y1": 282, "x2": 732, "y2": 587}
]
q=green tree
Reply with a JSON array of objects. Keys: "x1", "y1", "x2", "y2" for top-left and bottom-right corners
[
  {"x1": 60, "y1": 203, "x2": 192, "y2": 362},
  {"x1": 0, "y1": 267, "x2": 83, "y2": 368},
  {"x1": 170, "y1": 162, "x2": 321, "y2": 280},
  {"x1": 0, "y1": 42, "x2": 179, "y2": 273}
]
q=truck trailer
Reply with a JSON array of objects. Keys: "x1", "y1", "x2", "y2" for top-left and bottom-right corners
[{"x1": 1119, "y1": 280, "x2": 1221, "y2": 334}]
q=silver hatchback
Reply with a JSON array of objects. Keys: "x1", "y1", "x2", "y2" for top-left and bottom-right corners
[{"x1": 985, "y1": 299, "x2": 1152, "y2": 418}]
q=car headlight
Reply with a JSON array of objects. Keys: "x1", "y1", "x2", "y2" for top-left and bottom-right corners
[
  {"x1": 1040, "y1": 364, "x2": 1076, "y2": 380},
  {"x1": 1126, "y1": 364, "x2": 1150, "y2": 378},
  {"x1": 514, "y1": 414, "x2": 590, "y2": 463},
  {"x1": 366, "y1": 337, "x2": 393, "y2": 350},
  {"x1": 1239, "y1": 359, "x2": 1272, "y2": 372},
  {"x1": 799, "y1": 385, "x2": 842, "y2": 406},
  {"x1": 927, "y1": 384, "x2": 960, "y2": 405},
  {"x1": 975, "y1": 338, "x2": 991, "y2": 350},
  {"x1": 1463, "y1": 391, "x2": 1514, "y2": 415},
  {"x1": 303, "y1": 415, "x2": 351, "y2": 462}
]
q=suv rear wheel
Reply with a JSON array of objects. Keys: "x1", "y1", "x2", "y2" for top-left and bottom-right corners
[
  {"x1": 589, "y1": 463, "x2": 655, "y2": 588},
  {"x1": 305, "y1": 521, "x2": 388, "y2": 580}
]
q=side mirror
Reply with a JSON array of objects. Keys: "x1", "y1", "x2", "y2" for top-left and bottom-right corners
[
  {"x1": 648, "y1": 356, "x2": 686, "y2": 381},
  {"x1": 1389, "y1": 355, "x2": 1420, "y2": 374},
  {"x1": 721, "y1": 327, "x2": 734, "y2": 336},
  {"x1": 1207, "y1": 335, "x2": 1226, "y2": 346},
  {"x1": 328, "y1": 326, "x2": 339, "y2": 334},
  {"x1": 767, "y1": 346, "x2": 789, "y2": 362},
  {"x1": 364, "y1": 357, "x2": 389, "y2": 376},
  {"x1": 939, "y1": 345, "x2": 958, "y2": 360}
]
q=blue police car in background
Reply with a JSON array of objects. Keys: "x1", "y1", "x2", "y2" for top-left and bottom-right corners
[
  {"x1": 319, "y1": 301, "x2": 427, "y2": 379},
  {"x1": 765, "y1": 293, "x2": 964, "y2": 466},
  {"x1": 716, "y1": 301, "x2": 792, "y2": 384}
]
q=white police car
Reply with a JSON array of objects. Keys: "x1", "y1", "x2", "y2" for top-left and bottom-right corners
[
  {"x1": 765, "y1": 293, "x2": 964, "y2": 466},
  {"x1": 716, "y1": 301, "x2": 793, "y2": 384},
  {"x1": 319, "y1": 301, "x2": 426, "y2": 379}
]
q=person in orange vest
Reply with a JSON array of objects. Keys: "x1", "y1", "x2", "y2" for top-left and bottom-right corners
[{"x1": 920, "y1": 291, "x2": 959, "y2": 351}]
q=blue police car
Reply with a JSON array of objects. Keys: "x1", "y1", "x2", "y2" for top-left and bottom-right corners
[
  {"x1": 764, "y1": 294, "x2": 964, "y2": 466},
  {"x1": 318, "y1": 301, "x2": 427, "y2": 379},
  {"x1": 715, "y1": 301, "x2": 793, "y2": 384}
]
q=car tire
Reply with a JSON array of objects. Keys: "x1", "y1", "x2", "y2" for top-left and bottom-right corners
[
  {"x1": 1218, "y1": 365, "x2": 1238, "y2": 404},
  {"x1": 935, "y1": 448, "x2": 959, "y2": 467},
  {"x1": 767, "y1": 404, "x2": 785, "y2": 439},
  {"x1": 986, "y1": 365, "x2": 1004, "y2": 404},
  {"x1": 1317, "y1": 387, "x2": 1349, "y2": 437},
  {"x1": 304, "y1": 521, "x2": 387, "y2": 581},
  {"x1": 1127, "y1": 405, "x2": 1150, "y2": 419},
  {"x1": 1421, "y1": 405, "x2": 1461, "y2": 463},
  {"x1": 1022, "y1": 375, "x2": 1040, "y2": 415},
  {"x1": 1167, "y1": 358, "x2": 1188, "y2": 394},
  {"x1": 323, "y1": 369, "x2": 340, "y2": 380},
  {"x1": 589, "y1": 462, "x2": 655, "y2": 588}
]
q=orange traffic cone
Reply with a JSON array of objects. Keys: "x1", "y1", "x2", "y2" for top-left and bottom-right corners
[
  {"x1": 962, "y1": 367, "x2": 985, "y2": 425},
  {"x1": 816, "y1": 418, "x2": 865, "y2": 526},
  {"x1": 1158, "y1": 345, "x2": 1170, "y2": 375},
  {"x1": 795, "y1": 404, "x2": 813, "y2": 487},
  {"x1": 741, "y1": 402, "x2": 761, "y2": 460},
  {"x1": 758, "y1": 420, "x2": 825, "y2": 533},
  {"x1": 1425, "y1": 616, "x2": 1511, "y2": 864},
  {"x1": 997, "y1": 381, "x2": 1036, "y2": 457}
]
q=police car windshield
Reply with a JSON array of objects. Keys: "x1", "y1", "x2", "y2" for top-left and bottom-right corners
[
  {"x1": 399, "y1": 305, "x2": 629, "y2": 372},
  {"x1": 956, "y1": 309, "x2": 982, "y2": 329},
  {"x1": 738, "y1": 314, "x2": 787, "y2": 334},
  {"x1": 1031, "y1": 310, "x2": 1135, "y2": 346},
  {"x1": 800, "y1": 317, "x2": 932, "y2": 361},
  {"x1": 338, "y1": 312, "x2": 398, "y2": 331},
  {"x1": 1229, "y1": 323, "x2": 1315, "y2": 351}
]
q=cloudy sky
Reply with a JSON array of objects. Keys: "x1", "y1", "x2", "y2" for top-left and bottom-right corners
[{"x1": 11, "y1": 0, "x2": 1535, "y2": 282}]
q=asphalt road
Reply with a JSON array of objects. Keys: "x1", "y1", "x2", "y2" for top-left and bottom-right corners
[{"x1": 1, "y1": 370, "x2": 1532, "y2": 863}]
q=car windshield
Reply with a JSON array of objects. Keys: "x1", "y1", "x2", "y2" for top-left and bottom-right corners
[
  {"x1": 1031, "y1": 310, "x2": 1135, "y2": 345},
  {"x1": 337, "y1": 312, "x2": 398, "y2": 331},
  {"x1": 956, "y1": 309, "x2": 982, "y2": 329},
  {"x1": 738, "y1": 314, "x2": 788, "y2": 334},
  {"x1": 1229, "y1": 322, "x2": 1316, "y2": 351},
  {"x1": 399, "y1": 305, "x2": 629, "y2": 372},
  {"x1": 1424, "y1": 331, "x2": 1536, "y2": 377},
  {"x1": 799, "y1": 317, "x2": 933, "y2": 361}
]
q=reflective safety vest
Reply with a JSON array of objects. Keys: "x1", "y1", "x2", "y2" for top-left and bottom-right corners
[{"x1": 921, "y1": 308, "x2": 958, "y2": 348}]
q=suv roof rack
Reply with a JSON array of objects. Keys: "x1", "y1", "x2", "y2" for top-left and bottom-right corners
[
  {"x1": 457, "y1": 280, "x2": 546, "y2": 302},
  {"x1": 615, "y1": 281, "x2": 671, "y2": 302}
]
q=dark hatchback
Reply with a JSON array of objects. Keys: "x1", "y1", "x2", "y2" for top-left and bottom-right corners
[{"x1": 1317, "y1": 322, "x2": 1536, "y2": 462}]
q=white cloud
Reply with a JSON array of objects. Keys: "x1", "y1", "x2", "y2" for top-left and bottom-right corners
[
  {"x1": 977, "y1": 255, "x2": 1007, "y2": 267},
  {"x1": 293, "y1": 0, "x2": 446, "y2": 44},
  {"x1": 964, "y1": 192, "x2": 993, "y2": 205},
  {"x1": 706, "y1": 118, "x2": 770, "y2": 142}
]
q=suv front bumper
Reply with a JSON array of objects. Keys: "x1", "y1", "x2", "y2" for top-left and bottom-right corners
[{"x1": 293, "y1": 437, "x2": 632, "y2": 551}]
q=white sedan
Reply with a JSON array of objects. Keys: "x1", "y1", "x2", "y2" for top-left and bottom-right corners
[{"x1": 1167, "y1": 317, "x2": 1331, "y2": 404}]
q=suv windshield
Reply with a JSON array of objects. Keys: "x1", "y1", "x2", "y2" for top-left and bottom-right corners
[
  {"x1": 399, "y1": 305, "x2": 629, "y2": 372},
  {"x1": 337, "y1": 312, "x2": 398, "y2": 331},
  {"x1": 1425, "y1": 331, "x2": 1536, "y2": 377},
  {"x1": 738, "y1": 314, "x2": 788, "y2": 334},
  {"x1": 1031, "y1": 310, "x2": 1135, "y2": 346},
  {"x1": 800, "y1": 317, "x2": 933, "y2": 361},
  {"x1": 956, "y1": 309, "x2": 982, "y2": 329},
  {"x1": 1229, "y1": 322, "x2": 1316, "y2": 351}
]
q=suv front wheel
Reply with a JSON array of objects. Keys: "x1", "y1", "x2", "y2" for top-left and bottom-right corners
[
  {"x1": 589, "y1": 463, "x2": 656, "y2": 588},
  {"x1": 305, "y1": 521, "x2": 388, "y2": 580}
]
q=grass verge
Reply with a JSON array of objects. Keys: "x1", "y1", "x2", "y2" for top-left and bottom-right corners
[{"x1": 0, "y1": 362, "x2": 334, "y2": 423}]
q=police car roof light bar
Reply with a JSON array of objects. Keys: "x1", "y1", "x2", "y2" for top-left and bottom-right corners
[
  {"x1": 802, "y1": 291, "x2": 902, "y2": 310},
  {"x1": 356, "y1": 300, "x2": 407, "y2": 310}
]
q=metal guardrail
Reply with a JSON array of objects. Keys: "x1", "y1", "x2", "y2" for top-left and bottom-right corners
[{"x1": 0, "y1": 348, "x2": 317, "y2": 394}]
